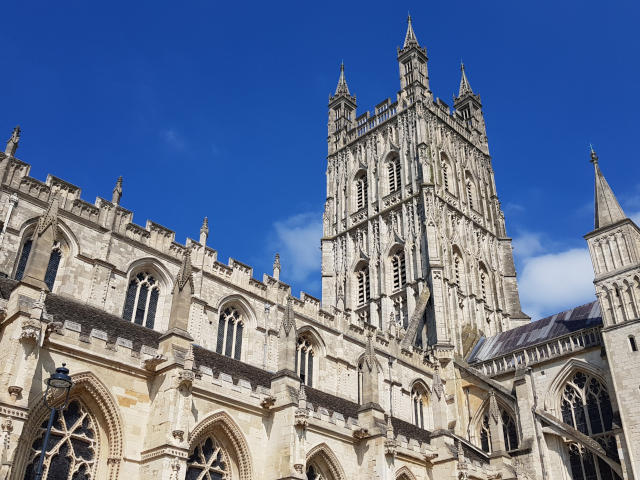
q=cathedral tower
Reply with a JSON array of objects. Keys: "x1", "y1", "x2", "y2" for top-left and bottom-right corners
[
  {"x1": 321, "y1": 18, "x2": 528, "y2": 358},
  {"x1": 585, "y1": 148, "x2": 640, "y2": 476}
]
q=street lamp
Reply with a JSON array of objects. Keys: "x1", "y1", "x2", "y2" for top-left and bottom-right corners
[{"x1": 34, "y1": 363, "x2": 73, "y2": 480}]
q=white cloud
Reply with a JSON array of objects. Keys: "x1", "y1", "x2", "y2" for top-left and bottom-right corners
[
  {"x1": 518, "y1": 248, "x2": 594, "y2": 321},
  {"x1": 272, "y1": 212, "x2": 323, "y2": 290},
  {"x1": 511, "y1": 231, "x2": 544, "y2": 258}
]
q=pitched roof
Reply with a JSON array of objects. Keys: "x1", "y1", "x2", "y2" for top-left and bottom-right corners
[{"x1": 467, "y1": 301, "x2": 602, "y2": 363}]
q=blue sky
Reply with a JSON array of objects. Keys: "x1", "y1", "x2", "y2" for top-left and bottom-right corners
[{"x1": 3, "y1": 1, "x2": 639, "y2": 320}]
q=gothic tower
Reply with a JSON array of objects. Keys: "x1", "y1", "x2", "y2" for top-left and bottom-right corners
[
  {"x1": 321, "y1": 18, "x2": 528, "y2": 358},
  {"x1": 585, "y1": 148, "x2": 640, "y2": 476}
]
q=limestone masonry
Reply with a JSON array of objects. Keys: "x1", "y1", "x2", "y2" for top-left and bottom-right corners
[{"x1": 0, "y1": 16, "x2": 636, "y2": 480}]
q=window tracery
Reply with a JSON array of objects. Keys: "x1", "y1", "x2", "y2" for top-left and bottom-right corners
[
  {"x1": 23, "y1": 400, "x2": 98, "y2": 480},
  {"x1": 122, "y1": 271, "x2": 160, "y2": 329},
  {"x1": 216, "y1": 306, "x2": 244, "y2": 360},
  {"x1": 560, "y1": 371, "x2": 620, "y2": 480},
  {"x1": 411, "y1": 384, "x2": 428, "y2": 429},
  {"x1": 478, "y1": 406, "x2": 518, "y2": 453},
  {"x1": 186, "y1": 435, "x2": 230, "y2": 480},
  {"x1": 296, "y1": 335, "x2": 315, "y2": 387}
]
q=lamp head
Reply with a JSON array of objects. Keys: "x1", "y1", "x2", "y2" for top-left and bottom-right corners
[{"x1": 45, "y1": 363, "x2": 73, "y2": 391}]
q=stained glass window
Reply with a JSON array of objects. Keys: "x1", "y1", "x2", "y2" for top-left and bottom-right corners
[
  {"x1": 186, "y1": 436, "x2": 229, "y2": 480},
  {"x1": 561, "y1": 372, "x2": 620, "y2": 480},
  {"x1": 23, "y1": 400, "x2": 97, "y2": 480},
  {"x1": 121, "y1": 272, "x2": 159, "y2": 328},
  {"x1": 15, "y1": 239, "x2": 32, "y2": 281},
  {"x1": 15, "y1": 239, "x2": 62, "y2": 291}
]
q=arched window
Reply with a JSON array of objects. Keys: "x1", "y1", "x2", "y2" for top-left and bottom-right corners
[
  {"x1": 391, "y1": 251, "x2": 406, "y2": 291},
  {"x1": 411, "y1": 384, "x2": 428, "y2": 429},
  {"x1": 15, "y1": 239, "x2": 63, "y2": 291},
  {"x1": 479, "y1": 406, "x2": 518, "y2": 453},
  {"x1": 388, "y1": 157, "x2": 401, "y2": 193},
  {"x1": 357, "y1": 361, "x2": 364, "y2": 404},
  {"x1": 355, "y1": 174, "x2": 368, "y2": 211},
  {"x1": 630, "y1": 335, "x2": 638, "y2": 352},
  {"x1": 453, "y1": 248, "x2": 463, "y2": 286},
  {"x1": 442, "y1": 164, "x2": 449, "y2": 192},
  {"x1": 216, "y1": 306, "x2": 244, "y2": 360},
  {"x1": 466, "y1": 180, "x2": 475, "y2": 210},
  {"x1": 23, "y1": 400, "x2": 98, "y2": 480},
  {"x1": 356, "y1": 266, "x2": 370, "y2": 306},
  {"x1": 480, "y1": 413, "x2": 491, "y2": 453},
  {"x1": 186, "y1": 435, "x2": 230, "y2": 480},
  {"x1": 479, "y1": 265, "x2": 489, "y2": 302},
  {"x1": 122, "y1": 271, "x2": 160, "y2": 329},
  {"x1": 560, "y1": 371, "x2": 620, "y2": 480},
  {"x1": 296, "y1": 335, "x2": 315, "y2": 387}
]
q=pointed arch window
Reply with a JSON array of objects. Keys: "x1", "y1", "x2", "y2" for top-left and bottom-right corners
[
  {"x1": 411, "y1": 384, "x2": 428, "y2": 429},
  {"x1": 215, "y1": 306, "x2": 244, "y2": 360},
  {"x1": 15, "y1": 239, "x2": 63, "y2": 291},
  {"x1": 23, "y1": 400, "x2": 98, "y2": 480},
  {"x1": 388, "y1": 157, "x2": 401, "y2": 193},
  {"x1": 356, "y1": 266, "x2": 370, "y2": 306},
  {"x1": 355, "y1": 174, "x2": 368, "y2": 211},
  {"x1": 122, "y1": 272, "x2": 160, "y2": 329},
  {"x1": 391, "y1": 250, "x2": 406, "y2": 290},
  {"x1": 453, "y1": 249, "x2": 463, "y2": 286},
  {"x1": 186, "y1": 435, "x2": 229, "y2": 480},
  {"x1": 479, "y1": 407, "x2": 518, "y2": 453},
  {"x1": 479, "y1": 265, "x2": 489, "y2": 302},
  {"x1": 560, "y1": 371, "x2": 620, "y2": 480},
  {"x1": 295, "y1": 335, "x2": 315, "y2": 387}
]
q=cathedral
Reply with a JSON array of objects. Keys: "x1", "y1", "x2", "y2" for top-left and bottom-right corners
[{"x1": 0, "y1": 16, "x2": 637, "y2": 480}]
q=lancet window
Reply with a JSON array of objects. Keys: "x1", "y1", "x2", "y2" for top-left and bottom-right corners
[
  {"x1": 479, "y1": 406, "x2": 518, "y2": 453},
  {"x1": 391, "y1": 250, "x2": 406, "y2": 290},
  {"x1": 388, "y1": 157, "x2": 401, "y2": 193},
  {"x1": 356, "y1": 266, "x2": 370, "y2": 306},
  {"x1": 122, "y1": 271, "x2": 160, "y2": 329},
  {"x1": 560, "y1": 371, "x2": 620, "y2": 480},
  {"x1": 186, "y1": 435, "x2": 230, "y2": 480},
  {"x1": 479, "y1": 265, "x2": 489, "y2": 302},
  {"x1": 295, "y1": 335, "x2": 315, "y2": 387},
  {"x1": 411, "y1": 384, "x2": 429, "y2": 429},
  {"x1": 23, "y1": 400, "x2": 98, "y2": 480},
  {"x1": 15, "y1": 239, "x2": 63, "y2": 291},
  {"x1": 466, "y1": 180, "x2": 475, "y2": 210},
  {"x1": 216, "y1": 306, "x2": 244, "y2": 360},
  {"x1": 453, "y1": 249, "x2": 463, "y2": 287},
  {"x1": 356, "y1": 174, "x2": 368, "y2": 211}
]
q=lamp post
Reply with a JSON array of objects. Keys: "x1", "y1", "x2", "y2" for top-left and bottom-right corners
[{"x1": 34, "y1": 363, "x2": 73, "y2": 480}]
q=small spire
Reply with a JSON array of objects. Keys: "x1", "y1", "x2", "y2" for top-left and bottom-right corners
[
  {"x1": 112, "y1": 176, "x2": 123, "y2": 205},
  {"x1": 403, "y1": 14, "x2": 419, "y2": 48},
  {"x1": 4, "y1": 125, "x2": 20, "y2": 157},
  {"x1": 200, "y1": 216, "x2": 209, "y2": 236},
  {"x1": 458, "y1": 62, "x2": 474, "y2": 97},
  {"x1": 334, "y1": 62, "x2": 351, "y2": 96},
  {"x1": 591, "y1": 148, "x2": 627, "y2": 229},
  {"x1": 281, "y1": 295, "x2": 296, "y2": 337}
]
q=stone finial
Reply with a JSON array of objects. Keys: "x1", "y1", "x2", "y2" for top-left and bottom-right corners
[
  {"x1": 184, "y1": 344, "x2": 194, "y2": 371},
  {"x1": 273, "y1": 253, "x2": 281, "y2": 280},
  {"x1": 276, "y1": 296, "x2": 298, "y2": 374},
  {"x1": 199, "y1": 217, "x2": 209, "y2": 245},
  {"x1": 363, "y1": 330, "x2": 376, "y2": 372},
  {"x1": 165, "y1": 249, "x2": 195, "y2": 338},
  {"x1": 35, "y1": 197, "x2": 59, "y2": 239},
  {"x1": 385, "y1": 414, "x2": 394, "y2": 439},
  {"x1": 4, "y1": 126, "x2": 20, "y2": 157},
  {"x1": 489, "y1": 390, "x2": 500, "y2": 424},
  {"x1": 112, "y1": 176, "x2": 123, "y2": 205},
  {"x1": 282, "y1": 296, "x2": 296, "y2": 337}
]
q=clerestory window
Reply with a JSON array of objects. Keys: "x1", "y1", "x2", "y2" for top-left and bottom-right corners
[
  {"x1": 295, "y1": 335, "x2": 315, "y2": 387},
  {"x1": 216, "y1": 306, "x2": 244, "y2": 360},
  {"x1": 15, "y1": 239, "x2": 63, "y2": 291},
  {"x1": 122, "y1": 272, "x2": 160, "y2": 329}
]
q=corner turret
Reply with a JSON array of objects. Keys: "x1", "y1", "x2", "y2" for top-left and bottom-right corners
[{"x1": 397, "y1": 16, "x2": 430, "y2": 104}]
